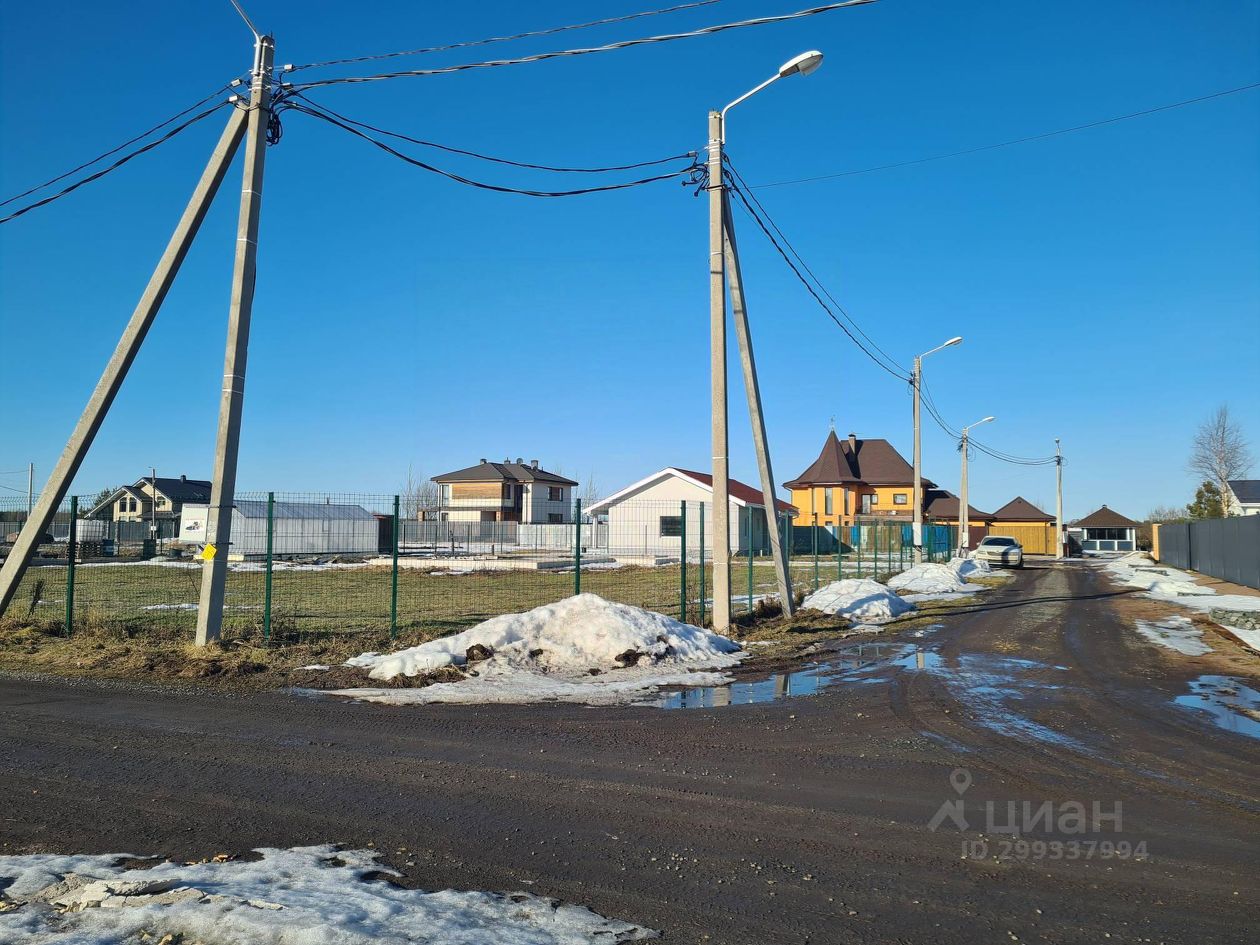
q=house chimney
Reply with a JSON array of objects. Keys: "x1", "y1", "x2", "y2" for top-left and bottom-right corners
[
  {"x1": 479, "y1": 458, "x2": 487, "y2": 464},
  {"x1": 530, "y1": 459, "x2": 539, "y2": 469},
  {"x1": 180, "y1": 474, "x2": 187, "y2": 483},
  {"x1": 847, "y1": 432, "x2": 858, "y2": 451},
  {"x1": 516, "y1": 457, "x2": 523, "y2": 464}
]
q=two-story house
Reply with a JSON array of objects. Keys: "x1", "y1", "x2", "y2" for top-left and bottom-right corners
[
  {"x1": 89, "y1": 474, "x2": 213, "y2": 524},
  {"x1": 783, "y1": 430, "x2": 935, "y2": 528},
  {"x1": 432, "y1": 459, "x2": 577, "y2": 524}
]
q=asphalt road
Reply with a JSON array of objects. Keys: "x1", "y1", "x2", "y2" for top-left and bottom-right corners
[{"x1": 2, "y1": 561, "x2": 1257, "y2": 944}]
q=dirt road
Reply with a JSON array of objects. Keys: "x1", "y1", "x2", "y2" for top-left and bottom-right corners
[{"x1": 1, "y1": 561, "x2": 1256, "y2": 943}]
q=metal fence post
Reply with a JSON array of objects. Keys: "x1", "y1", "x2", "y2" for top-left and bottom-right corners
[
  {"x1": 873, "y1": 519, "x2": 880, "y2": 580},
  {"x1": 838, "y1": 521, "x2": 844, "y2": 582},
  {"x1": 679, "y1": 500, "x2": 687, "y2": 621},
  {"x1": 263, "y1": 491, "x2": 274, "y2": 642},
  {"x1": 812, "y1": 513, "x2": 819, "y2": 591},
  {"x1": 390, "y1": 494, "x2": 400, "y2": 639},
  {"x1": 747, "y1": 509, "x2": 754, "y2": 612},
  {"x1": 64, "y1": 496, "x2": 77, "y2": 636},
  {"x1": 699, "y1": 503, "x2": 706, "y2": 626},
  {"x1": 574, "y1": 498, "x2": 582, "y2": 596}
]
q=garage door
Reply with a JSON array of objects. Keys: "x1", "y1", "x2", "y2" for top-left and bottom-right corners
[{"x1": 988, "y1": 524, "x2": 1053, "y2": 555}]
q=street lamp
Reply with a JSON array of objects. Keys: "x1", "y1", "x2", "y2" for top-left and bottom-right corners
[
  {"x1": 911, "y1": 335, "x2": 962, "y2": 563},
  {"x1": 707, "y1": 51, "x2": 823, "y2": 632},
  {"x1": 958, "y1": 416, "x2": 995, "y2": 553}
]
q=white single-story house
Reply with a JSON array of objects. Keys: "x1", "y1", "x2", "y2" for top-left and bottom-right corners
[
  {"x1": 179, "y1": 499, "x2": 378, "y2": 556},
  {"x1": 585, "y1": 467, "x2": 796, "y2": 557},
  {"x1": 1226, "y1": 480, "x2": 1260, "y2": 516},
  {"x1": 1068, "y1": 505, "x2": 1139, "y2": 553}
]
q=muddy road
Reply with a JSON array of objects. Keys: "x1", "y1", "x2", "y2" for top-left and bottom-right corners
[{"x1": 1, "y1": 561, "x2": 1257, "y2": 943}]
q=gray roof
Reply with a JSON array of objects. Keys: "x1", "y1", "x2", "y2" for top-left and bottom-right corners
[
  {"x1": 1228, "y1": 480, "x2": 1260, "y2": 503},
  {"x1": 140, "y1": 476, "x2": 212, "y2": 503},
  {"x1": 433, "y1": 461, "x2": 578, "y2": 486},
  {"x1": 231, "y1": 500, "x2": 376, "y2": 521}
]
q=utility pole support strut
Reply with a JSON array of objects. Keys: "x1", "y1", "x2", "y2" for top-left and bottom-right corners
[{"x1": 0, "y1": 107, "x2": 248, "y2": 618}]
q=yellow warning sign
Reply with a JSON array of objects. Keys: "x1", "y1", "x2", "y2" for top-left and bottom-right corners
[{"x1": 200, "y1": 543, "x2": 217, "y2": 561}]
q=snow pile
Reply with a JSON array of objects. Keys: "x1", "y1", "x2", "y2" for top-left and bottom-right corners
[
  {"x1": 1133, "y1": 616, "x2": 1213, "y2": 656},
  {"x1": 800, "y1": 578, "x2": 915, "y2": 622},
  {"x1": 887, "y1": 562, "x2": 980, "y2": 596},
  {"x1": 950, "y1": 556, "x2": 992, "y2": 578},
  {"x1": 0, "y1": 845, "x2": 656, "y2": 944},
  {"x1": 333, "y1": 594, "x2": 743, "y2": 705}
]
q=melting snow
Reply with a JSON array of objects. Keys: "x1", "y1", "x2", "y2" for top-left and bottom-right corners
[
  {"x1": 800, "y1": 579, "x2": 915, "y2": 622},
  {"x1": 331, "y1": 594, "x2": 742, "y2": 705},
  {"x1": 1132, "y1": 615, "x2": 1213, "y2": 656},
  {"x1": 887, "y1": 561, "x2": 984, "y2": 596},
  {"x1": 0, "y1": 845, "x2": 657, "y2": 944}
]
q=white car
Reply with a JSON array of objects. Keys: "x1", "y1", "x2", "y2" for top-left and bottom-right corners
[{"x1": 974, "y1": 535, "x2": 1024, "y2": 568}]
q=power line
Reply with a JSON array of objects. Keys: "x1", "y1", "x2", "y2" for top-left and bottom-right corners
[
  {"x1": 290, "y1": 0, "x2": 876, "y2": 90},
  {"x1": 724, "y1": 158, "x2": 908, "y2": 379},
  {"x1": 755, "y1": 80, "x2": 1260, "y2": 188},
  {"x1": 0, "y1": 101, "x2": 232, "y2": 225},
  {"x1": 288, "y1": 103, "x2": 702, "y2": 197},
  {"x1": 0, "y1": 81, "x2": 243, "y2": 211},
  {"x1": 723, "y1": 172, "x2": 911, "y2": 383},
  {"x1": 281, "y1": 91, "x2": 697, "y2": 172},
  {"x1": 287, "y1": 0, "x2": 726, "y2": 72}
]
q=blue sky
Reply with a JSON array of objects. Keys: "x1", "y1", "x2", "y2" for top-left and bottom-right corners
[{"x1": 2, "y1": 0, "x2": 1257, "y2": 519}]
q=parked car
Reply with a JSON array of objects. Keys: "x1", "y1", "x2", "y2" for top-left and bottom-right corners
[{"x1": 975, "y1": 535, "x2": 1024, "y2": 568}]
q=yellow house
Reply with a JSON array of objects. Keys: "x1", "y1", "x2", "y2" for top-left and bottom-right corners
[
  {"x1": 783, "y1": 431, "x2": 935, "y2": 528},
  {"x1": 89, "y1": 475, "x2": 212, "y2": 524}
]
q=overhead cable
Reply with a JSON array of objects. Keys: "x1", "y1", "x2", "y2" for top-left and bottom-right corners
[
  {"x1": 290, "y1": 1, "x2": 876, "y2": 89},
  {"x1": 282, "y1": 92, "x2": 697, "y2": 172},
  {"x1": 0, "y1": 102, "x2": 231, "y2": 225},
  {"x1": 289, "y1": 103, "x2": 702, "y2": 197},
  {"x1": 0, "y1": 81, "x2": 242, "y2": 211},
  {"x1": 288, "y1": 0, "x2": 725, "y2": 72}
]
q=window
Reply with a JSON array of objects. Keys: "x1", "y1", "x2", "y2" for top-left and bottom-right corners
[
  {"x1": 824, "y1": 488, "x2": 834, "y2": 515},
  {"x1": 548, "y1": 486, "x2": 563, "y2": 501},
  {"x1": 870, "y1": 494, "x2": 879, "y2": 505},
  {"x1": 844, "y1": 490, "x2": 850, "y2": 514},
  {"x1": 548, "y1": 513, "x2": 564, "y2": 524},
  {"x1": 1088, "y1": 527, "x2": 1129, "y2": 541},
  {"x1": 893, "y1": 493, "x2": 908, "y2": 506},
  {"x1": 439, "y1": 484, "x2": 451, "y2": 504},
  {"x1": 659, "y1": 515, "x2": 683, "y2": 537}
]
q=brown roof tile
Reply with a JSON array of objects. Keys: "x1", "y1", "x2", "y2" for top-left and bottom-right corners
[
  {"x1": 433, "y1": 461, "x2": 578, "y2": 486},
  {"x1": 1072, "y1": 505, "x2": 1140, "y2": 528},
  {"x1": 674, "y1": 469, "x2": 796, "y2": 512},
  {"x1": 783, "y1": 431, "x2": 931, "y2": 489},
  {"x1": 991, "y1": 496, "x2": 1054, "y2": 523},
  {"x1": 924, "y1": 489, "x2": 993, "y2": 520}
]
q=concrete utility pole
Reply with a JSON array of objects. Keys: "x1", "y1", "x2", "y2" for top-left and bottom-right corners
[
  {"x1": 722, "y1": 192, "x2": 794, "y2": 615},
  {"x1": 1055, "y1": 438, "x2": 1064, "y2": 559},
  {"x1": 911, "y1": 336, "x2": 962, "y2": 563},
  {"x1": 912, "y1": 356, "x2": 922, "y2": 563},
  {"x1": 196, "y1": 32, "x2": 274, "y2": 646},
  {"x1": 707, "y1": 109, "x2": 732, "y2": 632},
  {"x1": 0, "y1": 109, "x2": 248, "y2": 618},
  {"x1": 958, "y1": 416, "x2": 995, "y2": 554}
]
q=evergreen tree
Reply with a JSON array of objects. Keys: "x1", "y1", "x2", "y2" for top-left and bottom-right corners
[{"x1": 1186, "y1": 481, "x2": 1224, "y2": 520}]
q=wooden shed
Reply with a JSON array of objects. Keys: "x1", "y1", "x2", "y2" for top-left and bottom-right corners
[{"x1": 988, "y1": 497, "x2": 1056, "y2": 554}]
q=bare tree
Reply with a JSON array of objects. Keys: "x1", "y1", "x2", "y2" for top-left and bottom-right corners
[
  {"x1": 401, "y1": 465, "x2": 439, "y2": 520},
  {"x1": 1145, "y1": 503, "x2": 1188, "y2": 524},
  {"x1": 580, "y1": 471, "x2": 601, "y2": 507},
  {"x1": 1188, "y1": 405, "x2": 1253, "y2": 516}
]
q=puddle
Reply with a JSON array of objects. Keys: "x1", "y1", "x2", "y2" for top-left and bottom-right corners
[
  {"x1": 1173, "y1": 675, "x2": 1260, "y2": 740},
  {"x1": 652, "y1": 642, "x2": 1071, "y2": 738}
]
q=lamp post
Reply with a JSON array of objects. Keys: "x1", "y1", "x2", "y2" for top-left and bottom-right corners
[
  {"x1": 708, "y1": 50, "x2": 823, "y2": 631},
  {"x1": 1055, "y1": 438, "x2": 1064, "y2": 559},
  {"x1": 958, "y1": 416, "x2": 995, "y2": 554},
  {"x1": 911, "y1": 336, "x2": 961, "y2": 563}
]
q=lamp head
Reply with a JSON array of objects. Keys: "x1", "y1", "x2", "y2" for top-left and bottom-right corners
[
  {"x1": 779, "y1": 50, "x2": 824, "y2": 78},
  {"x1": 981, "y1": 415, "x2": 996, "y2": 424},
  {"x1": 944, "y1": 336, "x2": 963, "y2": 347}
]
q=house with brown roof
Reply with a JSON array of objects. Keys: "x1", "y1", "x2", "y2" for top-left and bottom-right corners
[
  {"x1": 925, "y1": 489, "x2": 994, "y2": 548},
  {"x1": 433, "y1": 458, "x2": 577, "y2": 524},
  {"x1": 783, "y1": 430, "x2": 934, "y2": 528},
  {"x1": 1069, "y1": 505, "x2": 1139, "y2": 553},
  {"x1": 586, "y1": 467, "x2": 796, "y2": 557},
  {"x1": 988, "y1": 497, "x2": 1057, "y2": 555}
]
